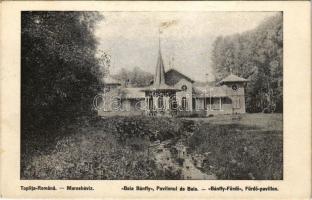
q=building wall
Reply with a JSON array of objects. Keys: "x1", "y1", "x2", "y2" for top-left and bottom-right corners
[
  {"x1": 121, "y1": 99, "x2": 145, "y2": 112},
  {"x1": 223, "y1": 82, "x2": 246, "y2": 114},
  {"x1": 174, "y1": 78, "x2": 193, "y2": 111},
  {"x1": 206, "y1": 101, "x2": 233, "y2": 115},
  {"x1": 98, "y1": 80, "x2": 247, "y2": 117},
  {"x1": 98, "y1": 98, "x2": 145, "y2": 116},
  {"x1": 96, "y1": 88, "x2": 121, "y2": 112},
  {"x1": 194, "y1": 97, "x2": 234, "y2": 115},
  {"x1": 194, "y1": 98, "x2": 205, "y2": 110}
]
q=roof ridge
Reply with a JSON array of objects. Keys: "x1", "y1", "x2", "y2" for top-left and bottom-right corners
[{"x1": 219, "y1": 74, "x2": 248, "y2": 83}]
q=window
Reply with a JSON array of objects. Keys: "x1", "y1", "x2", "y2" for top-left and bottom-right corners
[
  {"x1": 181, "y1": 97, "x2": 188, "y2": 110},
  {"x1": 158, "y1": 96, "x2": 164, "y2": 109},
  {"x1": 169, "y1": 96, "x2": 177, "y2": 111},
  {"x1": 232, "y1": 84, "x2": 238, "y2": 91},
  {"x1": 148, "y1": 97, "x2": 154, "y2": 110},
  {"x1": 181, "y1": 85, "x2": 187, "y2": 91},
  {"x1": 204, "y1": 98, "x2": 211, "y2": 110},
  {"x1": 211, "y1": 98, "x2": 220, "y2": 110}
]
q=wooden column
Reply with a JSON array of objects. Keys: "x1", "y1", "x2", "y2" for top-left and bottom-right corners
[
  {"x1": 167, "y1": 96, "x2": 170, "y2": 111},
  {"x1": 146, "y1": 96, "x2": 149, "y2": 113},
  {"x1": 154, "y1": 96, "x2": 158, "y2": 111},
  {"x1": 209, "y1": 88, "x2": 212, "y2": 111},
  {"x1": 219, "y1": 97, "x2": 222, "y2": 110}
]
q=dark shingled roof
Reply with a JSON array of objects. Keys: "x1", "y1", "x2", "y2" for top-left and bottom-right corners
[{"x1": 165, "y1": 69, "x2": 195, "y2": 86}]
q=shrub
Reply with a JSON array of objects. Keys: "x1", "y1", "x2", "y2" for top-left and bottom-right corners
[
  {"x1": 176, "y1": 158, "x2": 185, "y2": 166},
  {"x1": 21, "y1": 116, "x2": 193, "y2": 180}
]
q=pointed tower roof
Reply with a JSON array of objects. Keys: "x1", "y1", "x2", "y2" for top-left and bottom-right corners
[
  {"x1": 153, "y1": 49, "x2": 166, "y2": 86},
  {"x1": 141, "y1": 39, "x2": 180, "y2": 92}
]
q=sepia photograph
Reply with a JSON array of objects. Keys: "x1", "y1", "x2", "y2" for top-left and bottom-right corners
[{"x1": 21, "y1": 11, "x2": 283, "y2": 180}]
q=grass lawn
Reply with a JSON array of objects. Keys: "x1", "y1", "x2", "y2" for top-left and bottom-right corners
[
  {"x1": 187, "y1": 113, "x2": 283, "y2": 180},
  {"x1": 21, "y1": 113, "x2": 282, "y2": 180},
  {"x1": 186, "y1": 113, "x2": 283, "y2": 131}
]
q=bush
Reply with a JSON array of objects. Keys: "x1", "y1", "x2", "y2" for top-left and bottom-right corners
[
  {"x1": 176, "y1": 158, "x2": 185, "y2": 166},
  {"x1": 21, "y1": 116, "x2": 194, "y2": 180},
  {"x1": 97, "y1": 116, "x2": 192, "y2": 142}
]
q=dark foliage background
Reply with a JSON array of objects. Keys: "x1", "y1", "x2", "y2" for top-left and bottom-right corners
[
  {"x1": 21, "y1": 12, "x2": 104, "y2": 134},
  {"x1": 211, "y1": 13, "x2": 283, "y2": 113}
]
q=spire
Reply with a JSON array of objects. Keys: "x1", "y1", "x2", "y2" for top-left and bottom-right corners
[
  {"x1": 154, "y1": 47, "x2": 166, "y2": 86},
  {"x1": 153, "y1": 29, "x2": 166, "y2": 86},
  {"x1": 158, "y1": 27, "x2": 161, "y2": 50}
]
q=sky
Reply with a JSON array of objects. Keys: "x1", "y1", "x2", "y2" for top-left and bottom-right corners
[{"x1": 94, "y1": 12, "x2": 278, "y2": 82}]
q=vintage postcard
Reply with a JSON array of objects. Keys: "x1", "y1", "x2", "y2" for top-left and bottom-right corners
[{"x1": 0, "y1": 1, "x2": 311, "y2": 199}]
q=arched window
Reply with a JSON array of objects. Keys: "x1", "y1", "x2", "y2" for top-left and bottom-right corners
[
  {"x1": 169, "y1": 96, "x2": 177, "y2": 110},
  {"x1": 181, "y1": 97, "x2": 187, "y2": 110},
  {"x1": 158, "y1": 96, "x2": 164, "y2": 109},
  {"x1": 148, "y1": 97, "x2": 153, "y2": 110}
]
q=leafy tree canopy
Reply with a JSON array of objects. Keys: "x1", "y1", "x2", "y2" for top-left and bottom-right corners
[
  {"x1": 211, "y1": 13, "x2": 283, "y2": 113},
  {"x1": 112, "y1": 67, "x2": 154, "y2": 87},
  {"x1": 22, "y1": 11, "x2": 105, "y2": 131}
]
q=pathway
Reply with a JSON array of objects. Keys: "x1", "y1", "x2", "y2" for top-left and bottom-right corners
[{"x1": 151, "y1": 140, "x2": 217, "y2": 180}]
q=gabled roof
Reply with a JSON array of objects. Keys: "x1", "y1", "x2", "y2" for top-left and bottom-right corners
[
  {"x1": 165, "y1": 69, "x2": 195, "y2": 86},
  {"x1": 219, "y1": 74, "x2": 248, "y2": 84}
]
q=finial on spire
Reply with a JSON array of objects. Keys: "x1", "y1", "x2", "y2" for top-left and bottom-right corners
[
  {"x1": 168, "y1": 56, "x2": 171, "y2": 69},
  {"x1": 158, "y1": 27, "x2": 162, "y2": 51}
]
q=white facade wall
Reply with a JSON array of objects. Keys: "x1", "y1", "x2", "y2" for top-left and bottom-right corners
[{"x1": 174, "y1": 79, "x2": 193, "y2": 111}]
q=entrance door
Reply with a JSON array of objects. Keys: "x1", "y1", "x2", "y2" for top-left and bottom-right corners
[
  {"x1": 169, "y1": 96, "x2": 177, "y2": 115},
  {"x1": 149, "y1": 97, "x2": 154, "y2": 110},
  {"x1": 233, "y1": 97, "x2": 241, "y2": 109}
]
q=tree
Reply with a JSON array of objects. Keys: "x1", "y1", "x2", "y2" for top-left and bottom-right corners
[
  {"x1": 211, "y1": 13, "x2": 283, "y2": 113},
  {"x1": 21, "y1": 11, "x2": 104, "y2": 133},
  {"x1": 113, "y1": 67, "x2": 153, "y2": 87},
  {"x1": 97, "y1": 49, "x2": 111, "y2": 77}
]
